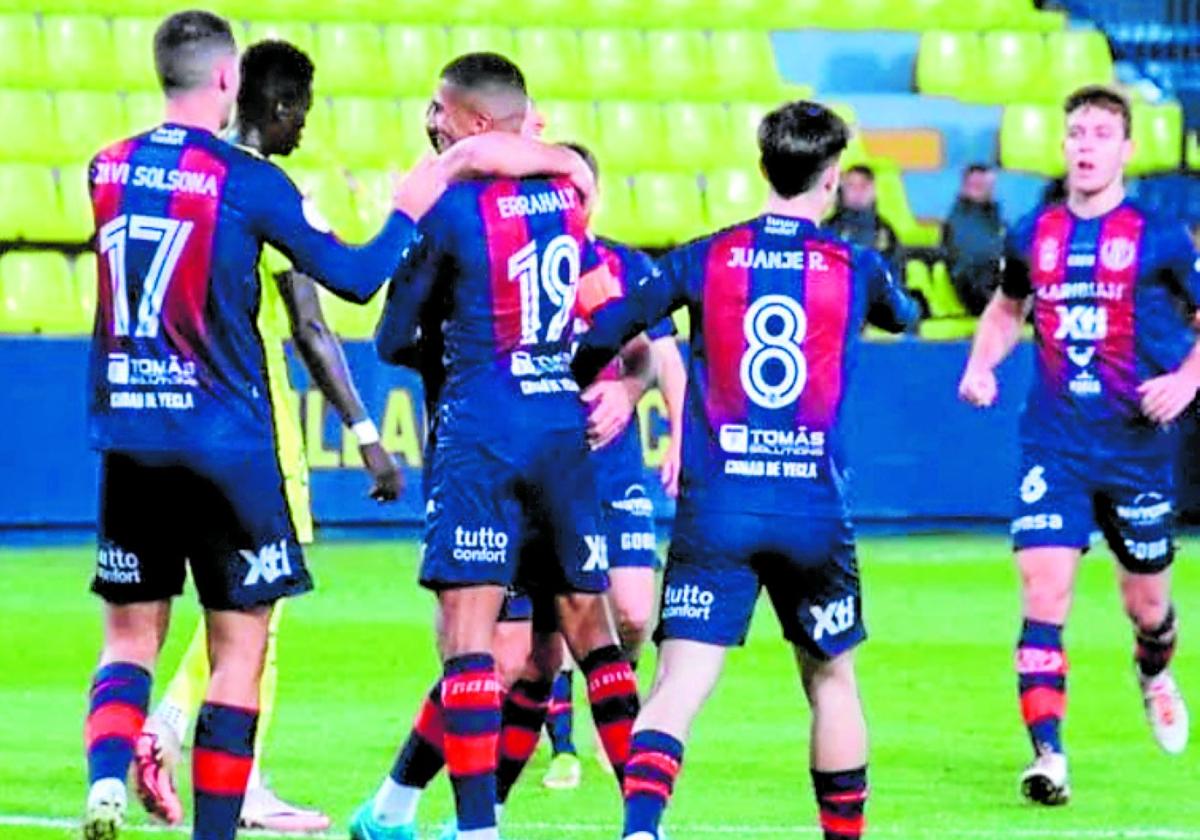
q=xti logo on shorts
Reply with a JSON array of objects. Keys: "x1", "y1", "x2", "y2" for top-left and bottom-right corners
[
  {"x1": 662, "y1": 584, "x2": 714, "y2": 621},
  {"x1": 453, "y1": 526, "x2": 509, "y2": 564},
  {"x1": 241, "y1": 539, "x2": 292, "y2": 587},
  {"x1": 1020, "y1": 465, "x2": 1048, "y2": 504},
  {"x1": 96, "y1": 543, "x2": 141, "y2": 584},
  {"x1": 583, "y1": 534, "x2": 609, "y2": 571},
  {"x1": 810, "y1": 596, "x2": 855, "y2": 641}
]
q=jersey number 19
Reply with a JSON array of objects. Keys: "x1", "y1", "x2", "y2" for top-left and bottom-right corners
[{"x1": 508, "y1": 235, "x2": 580, "y2": 346}]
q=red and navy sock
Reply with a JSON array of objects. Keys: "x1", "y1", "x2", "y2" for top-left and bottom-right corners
[
  {"x1": 1016, "y1": 619, "x2": 1067, "y2": 755},
  {"x1": 812, "y1": 766, "x2": 868, "y2": 840},
  {"x1": 621, "y1": 729, "x2": 683, "y2": 838},
  {"x1": 441, "y1": 653, "x2": 501, "y2": 833},
  {"x1": 193, "y1": 702, "x2": 257, "y2": 840},
  {"x1": 545, "y1": 670, "x2": 577, "y2": 756},
  {"x1": 497, "y1": 677, "x2": 553, "y2": 803},
  {"x1": 1135, "y1": 606, "x2": 1178, "y2": 678},
  {"x1": 84, "y1": 661, "x2": 151, "y2": 785},
  {"x1": 581, "y1": 645, "x2": 640, "y2": 783},
  {"x1": 390, "y1": 682, "x2": 446, "y2": 787}
]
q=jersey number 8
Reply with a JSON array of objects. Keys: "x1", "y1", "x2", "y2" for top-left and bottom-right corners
[
  {"x1": 98, "y1": 213, "x2": 194, "y2": 339},
  {"x1": 740, "y1": 294, "x2": 807, "y2": 410},
  {"x1": 508, "y1": 235, "x2": 580, "y2": 346}
]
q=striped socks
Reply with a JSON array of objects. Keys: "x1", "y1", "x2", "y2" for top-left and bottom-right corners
[
  {"x1": 1016, "y1": 619, "x2": 1067, "y2": 755},
  {"x1": 193, "y1": 702, "x2": 258, "y2": 840},
  {"x1": 1135, "y1": 606, "x2": 1178, "y2": 678},
  {"x1": 441, "y1": 653, "x2": 501, "y2": 837},
  {"x1": 621, "y1": 730, "x2": 683, "y2": 839},
  {"x1": 497, "y1": 677, "x2": 552, "y2": 803},
  {"x1": 581, "y1": 645, "x2": 640, "y2": 783},
  {"x1": 375, "y1": 682, "x2": 446, "y2": 826},
  {"x1": 85, "y1": 661, "x2": 151, "y2": 786},
  {"x1": 546, "y1": 669, "x2": 577, "y2": 756},
  {"x1": 812, "y1": 766, "x2": 868, "y2": 840}
]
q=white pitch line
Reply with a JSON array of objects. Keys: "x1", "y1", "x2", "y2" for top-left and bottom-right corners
[{"x1": 4, "y1": 814, "x2": 1200, "y2": 839}]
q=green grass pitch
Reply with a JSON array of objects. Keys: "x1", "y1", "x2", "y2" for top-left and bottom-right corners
[{"x1": 1, "y1": 535, "x2": 1198, "y2": 839}]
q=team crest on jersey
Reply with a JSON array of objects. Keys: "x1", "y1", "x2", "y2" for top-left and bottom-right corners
[
  {"x1": 1100, "y1": 237, "x2": 1137, "y2": 272},
  {"x1": 1037, "y1": 237, "x2": 1060, "y2": 273}
]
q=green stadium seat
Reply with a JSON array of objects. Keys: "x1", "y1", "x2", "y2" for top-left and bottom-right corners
[
  {"x1": 592, "y1": 174, "x2": 639, "y2": 242},
  {"x1": 41, "y1": 16, "x2": 113, "y2": 90},
  {"x1": 330, "y1": 97, "x2": 402, "y2": 169},
  {"x1": 0, "y1": 165, "x2": 69, "y2": 242},
  {"x1": 448, "y1": 26, "x2": 515, "y2": 59},
  {"x1": 576, "y1": 0, "x2": 646, "y2": 27},
  {"x1": 395, "y1": 97, "x2": 436, "y2": 168},
  {"x1": 904, "y1": 260, "x2": 932, "y2": 309},
  {"x1": 1045, "y1": 30, "x2": 1113, "y2": 99},
  {"x1": 506, "y1": 0, "x2": 576, "y2": 25},
  {"x1": 706, "y1": 31, "x2": 783, "y2": 102},
  {"x1": 916, "y1": 31, "x2": 981, "y2": 101},
  {"x1": 515, "y1": 28, "x2": 583, "y2": 100},
  {"x1": 313, "y1": 23, "x2": 388, "y2": 96},
  {"x1": 123, "y1": 91, "x2": 163, "y2": 135},
  {"x1": 1130, "y1": 102, "x2": 1184, "y2": 175},
  {"x1": 580, "y1": 29, "x2": 647, "y2": 100},
  {"x1": 441, "y1": 0, "x2": 507, "y2": 25},
  {"x1": 112, "y1": 18, "x2": 159, "y2": 91},
  {"x1": 57, "y1": 164, "x2": 94, "y2": 242},
  {"x1": 244, "y1": 21, "x2": 316, "y2": 58},
  {"x1": 633, "y1": 172, "x2": 706, "y2": 247},
  {"x1": 385, "y1": 26, "x2": 450, "y2": 97},
  {"x1": 0, "y1": 250, "x2": 78, "y2": 333},
  {"x1": 283, "y1": 98, "x2": 337, "y2": 169},
  {"x1": 540, "y1": 100, "x2": 598, "y2": 147},
  {"x1": 873, "y1": 161, "x2": 939, "y2": 247},
  {"x1": 925, "y1": 260, "x2": 967, "y2": 318},
  {"x1": 727, "y1": 101, "x2": 772, "y2": 170},
  {"x1": 662, "y1": 103, "x2": 730, "y2": 174},
  {"x1": 0, "y1": 16, "x2": 43, "y2": 88},
  {"x1": 0, "y1": 91, "x2": 59, "y2": 163},
  {"x1": 287, "y1": 168, "x2": 363, "y2": 241},
  {"x1": 639, "y1": 0, "x2": 719, "y2": 28},
  {"x1": 1188, "y1": 131, "x2": 1200, "y2": 171},
  {"x1": 53, "y1": 92, "x2": 126, "y2": 165},
  {"x1": 349, "y1": 168, "x2": 394, "y2": 230},
  {"x1": 644, "y1": 30, "x2": 711, "y2": 102},
  {"x1": 596, "y1": 102, "x2": 666, "y2": 172},
  {"x1": 73, "y1": 254, "x2": 98, "y2": 333},
  {"x1": 979, "y1": 31, "x2": 1045, "y2": 104},
  {"x1": 919, "y1": 316, "x2": 977, "y2": 339},
  {"x1": 1000, "y1": 103, "x2": 1064, "y2": 176},
  {"x1": 704, "y1": 168, "x2": 766, "y2": 230}
]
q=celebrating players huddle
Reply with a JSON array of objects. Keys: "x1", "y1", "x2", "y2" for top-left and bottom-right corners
[{"x1": 77, "y1": 9, "x2": 1196, "y2": 840}]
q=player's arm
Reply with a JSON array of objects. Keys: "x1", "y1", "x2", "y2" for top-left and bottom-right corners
[
  {"x1": 958, "y1": 240, "x2": 1031, "y2": 408},
  {"x1": 437, "y1": 134, "x2": 596, "y2": 211},
  {"x1": 246, "y1": 157, "x2": 444, "y2": 304},
  {"x1": 585, "y1": 332, "x2": 655, "y2": 450},
  {"x1": 652, "y1": 333, "x2": 687, "y2": 498},
  {"x1": 376, "y1": 229, "x2": 443, "y2": 366},
  {"x1": 864, "y1": 249, "x2": 921, "y2": 333},
  {"x1": 277, "y1": 270, "x2": 402, "y2": 502},
  {"x1": 1138, "y1": 225, "x2": 1200, "y2": 424}
]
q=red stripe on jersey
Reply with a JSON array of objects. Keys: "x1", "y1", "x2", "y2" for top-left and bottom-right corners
[
  {"x1": 1094, "y1": 205, "x2": 1144, "y2": 409},
  {"x1": 90, "y1": 139, "x2": 139, "y2": 339},
  {"x1": 702, "y1": 226, "x2": 754, "y2": 426},
  {"x1": 162, "y1": 145, "x2": 228, "y2": 358},
  {"x1": 799, "y1": 239, "x2": 852, "y2": 430},
  {"x1": 192, "y1": 747, "x2": 254, "y2": 797},
  {"x1": 480, "y1": 180, "x2": 530, "y2": 354},
  {"x1": 84, "y1": 701, "x2": 145, "y2": 747},
  {"x1": 1029, "y1": 206, "x2": 1074, "y2": 389}
]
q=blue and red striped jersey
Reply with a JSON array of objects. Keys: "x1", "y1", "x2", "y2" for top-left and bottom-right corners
[
  {"x1": 1001, "y1": 200, "x2": 1200, "y2": 454},
  {"x1": 574, "y1": 213, "x2": 919, "y2": 517},
  {"x1": 377, "y1": 176, "x2": 600, "y2": 434},
  {"x1": 88, "y1": 124, "x2": 416, "y2": 452}
]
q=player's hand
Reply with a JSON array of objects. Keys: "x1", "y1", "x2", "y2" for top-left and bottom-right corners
[
  {"x1": 583, "y1": 380, "x2": 636, "y2": 450},
  {"x1": 392, "y1": 155, "x2": 448, "y2": 220},
  {"x1": 361, "y1": 442, "x2": 403, "y2": 503},
  {"x1": 660, "y1": 436, "x2": 682, "y2": 499},
  {"x1": 566, "y1": 157, "x2": 597, "y2": 216},
  {"x1": 1138, "y1": 371, "x2": 1200, "y2": 426},
  {"x1": 958, "y1": 365, "x2": 998, "y2": 408}
]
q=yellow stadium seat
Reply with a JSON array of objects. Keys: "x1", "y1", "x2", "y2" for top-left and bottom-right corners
[
  {"x1": 727, "y1": 101, "x2": 773, "y2": 170},
  {"x1": 73, "y1": 254, "x2": 98, "y2": 333},
  {"x1": 287, "y1": 168, "x2": 362, "y2": 241},
  {"x1": 0, "y1": 90, "x2": 58, "y2": 163},
  {"x1": 442, "y1": 0, "x2": 507, "y2": 26},
  {"x1": 58, "y1": 164, "x2": 94, "y2": 242},
  {"x1": 704, "y1": 168, "x2": 766, "y2": 230},
  {"x1": 385, "y1": 26, "x2": 450, "y2": 97},
  {"x1": 396, "y1": 97, "x2": 436, "y2": 168},
  {"x1": 1188, "y1": 131, "x2": 1200, "y2": 171},
  {"x1": 123, "y1": 91, "x2": 163, "y2": 135},
  {"x1": 313, "y1": 23, "x2": 388, "y2": 96},
  {"x1": 349, "y1": 168, "x2": 394, "y2": 230},
  {"x1": 0, "y1": 16, "x2": 43, "y2": 88},
  {"x1": 873, "y1": 161, "x2": 939, "y2": 247},
  {"x1": 707, "y1": 0, "x2": 780, "y2": 28},
  {"x1": 540, "y1": 100, "x2": 598, "y2": 146},
  {"x1": 633, "y1": 172, "x2": 706, "y2": 247},
  {"x1": 580, "y1": 29, "x2": 647, "y2": 100},
  {"x1": 53, "y1": 91, "x2": 126, "y2": 165},
  {"x1": 245, "y1": 21, "x2": 316, "y2": 58},
  {"x1": 662, "y1": 103, "x2": 730, "y2": 173},
  {"x1": 919, "y1": 316, "x2": 977, "y2": 339},
  {"x1": 577, "y1": 0, "x2": 646, "y2": 27},
  {"x1": 979, "y1": 31, "x2": 1045, "y2": 104},
  {"x1": 592, "y1": 174, "x2": 638, "y2": 242},
  {"x1": 506, "y1": 0, "x2": 576, "y2": 25},
  {"x1": 916, "y1": 31, "x2": 981, "y2": 100},
  {"x1": 515, "y1": 28, "x2": 583, "y2": 100},
  {"x1": 707, "y1": 31, "x2": 784, "y2": 103},
  {"x1": 0, "y1": 165, "x2": 68, "y2": 242},
  {"x1": 285, "y1": 98, "x2": 337, "y2": 170},
  {"x1": 644, "y1": 29, "x2": 712, "y2": 102},
  {"x1": 596, "y1": 102, "x2": 666, "y2": 173},
  {"x1": 448, "y1": 26, "x2": 515, "y2": 59},
  {"x1": 1130, "y1": 103, "x2": 1184, "y2": 175},
  {"x1": 0, "y1": 250, "x2": 79, "y2": 334},
  {"x1": 639, "y1": 0, "x2": 720, "y2": 28},
  {"x1": 926, "y1": 260, "x2": 967, "y2": 318},
  {"x1": 330, "y1": 97, "x2": 402, "y2": 169},
  {"x1": 1000, "y1": 103, "x2": 1064, "y2": 176},
  {"x1": 42, "y1": 15, "x2": 113, "y2": 90},
  {"x1": 1046, "y1": 30, "x2": 1113, "y2": 99},
  {"x1": 112, "y1": 17, "x2": 159, "y2": 91}
]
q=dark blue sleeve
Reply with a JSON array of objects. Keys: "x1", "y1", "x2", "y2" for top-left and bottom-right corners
[
  {"x1": 242, "y1": 157, "x2": 417, "y2": 304},
  {"x1": 375, "y1": 206, "x2": 450, "y2": 366},
  {"x1": 999, "y1": 212, "x2": 1036, "y2": 300},
  {"x1": 623, "y1": 245, "x2": 676, "y2": 340},
  {"x1": 862, "y1": 248, "x2": 920, "y2": 333},
  {"x1": 1151, "y1": 221, "x2": 1200, "y2": 309},
  {"x1": 572, "y1": 243, "x2": 694, "y2": 385}
]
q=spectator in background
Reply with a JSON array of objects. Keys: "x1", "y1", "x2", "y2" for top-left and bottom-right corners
[
  {"x1": 828, "y1": 164, "x2": 901, "y2": 275},
  {"x1": 943, "y1": 163, "x2": 1005, "y2": 315}
]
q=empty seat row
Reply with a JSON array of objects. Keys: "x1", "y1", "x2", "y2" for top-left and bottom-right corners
[
  {"x1": 0, "y1": 249, "x2": 93, "y2": 334},
  {"x1": 917, "y1": 29, "x2": 1113, "y2": 104}
]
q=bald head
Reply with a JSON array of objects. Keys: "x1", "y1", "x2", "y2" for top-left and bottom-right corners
[{"x1": 154, "y1": 10, "x2": 238, "y2": 97}]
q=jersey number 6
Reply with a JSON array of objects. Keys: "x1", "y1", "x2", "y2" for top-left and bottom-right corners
[{"x1": 98, "y1": 213, "x2": 194, "y2": 339}]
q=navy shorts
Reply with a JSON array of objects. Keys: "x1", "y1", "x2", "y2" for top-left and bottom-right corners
[
  {"x1": 498, "y1": 589, "x2": 533, "y2": 623},
  {"x1": 1012, "y1": 444, "x2": 1176, "y2": 573},
  {"x1": 94, "y1": 450, "x2": 312, "y2": 611},
  {"x1": 657, "y1": 511, "x2": 864, "y2": 659},
  {"x1": 593, "y1": 430, "x2": 659, "y2": 569},
  {"x1": 421, "y1": 429, "x2": 609, "y2": 595}
]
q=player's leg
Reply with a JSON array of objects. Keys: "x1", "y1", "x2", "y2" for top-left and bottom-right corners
[
  {"x1": 602, "y1": 479, "x2": 660, "y2": 667},
  {"x1": 143, "y1": 617, "x2": 208, "y2": 759},
  {"x1": 542, "y1": 653, "x2": 581, "y2": 789},
  {"x1": 1119, "y1": 567, "x2": 1188, "y2": 752},
  {"x1": 609, "y1": 568, "x2": 657, "y2": 667},
  {"x1": 496, "y1": 615, "x2": 561, "y2": 813}
]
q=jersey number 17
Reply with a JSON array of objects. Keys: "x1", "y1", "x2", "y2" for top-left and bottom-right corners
[{"x1": 99, "y1": 213, "x2": 194, "y2": 338}]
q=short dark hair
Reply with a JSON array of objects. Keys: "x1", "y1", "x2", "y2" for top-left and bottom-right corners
[
  {"x1": 558, "y1": 141, "x2": 598, "y2": 179},
  {"x1": 441, "y1": 51, "x2": 526, "y2": 95},
  {"x1": 964, "y1": 162, "x2": 992, "y2": 176},
  {"x1": 154, "y1": 10, "x2": 237, "y2": 96},
  {"x1": 758, "y1": 101, "x2": 850, "y2": 198},
  {"x1": 238, "y1": 40, "x2": 314, "y2": 122},
  {"x1": 1064, "y1": 84, "x2": 1132, "y2": 138},
  {"x1": 845, "y1": 164, "x2": 874, "y2": 180}
]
